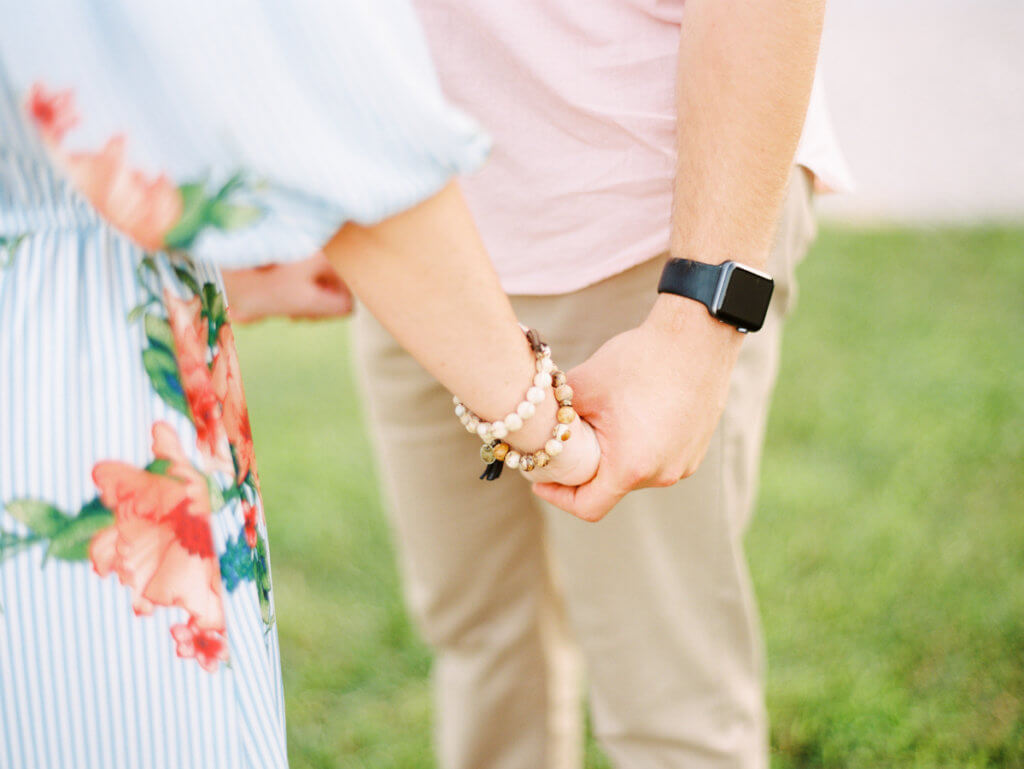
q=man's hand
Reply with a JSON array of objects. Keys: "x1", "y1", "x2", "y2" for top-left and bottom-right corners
[
  {"x1": 532, "y1": 294, "x2": 743, "y2": 522},
  {"x1": 531, "y1": 0, "x2": 825, "y2": 522},
  {"x1": 221, "y1": 251, "x2": 353, "y2": 324}
]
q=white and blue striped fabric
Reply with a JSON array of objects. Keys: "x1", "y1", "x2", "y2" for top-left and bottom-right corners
[{"x1": 0, "y1": 2, "x2": 489, "y2": 767}]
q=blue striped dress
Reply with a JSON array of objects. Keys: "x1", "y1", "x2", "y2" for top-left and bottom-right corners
[{"x1": 0, "y1": 2, "x2": 488, "y2": 767}]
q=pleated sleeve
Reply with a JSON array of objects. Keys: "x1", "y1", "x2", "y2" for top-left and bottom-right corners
[{"x1": 0, "y1": 0, "x2": 490, "y2": 266}]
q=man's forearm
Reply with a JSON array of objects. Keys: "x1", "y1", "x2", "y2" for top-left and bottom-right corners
[{"x1": 670, "y1": 0, "x2": 825, "y2": 271}]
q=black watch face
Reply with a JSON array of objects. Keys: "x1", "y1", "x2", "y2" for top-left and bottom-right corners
[{"x1": 716, "y1": 263, "x2": 774, "y2": 332}]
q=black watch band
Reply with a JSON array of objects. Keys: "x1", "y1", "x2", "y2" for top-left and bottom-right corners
[{"x1": 657, "y1": 258, "x2": 774, "y2": 333}]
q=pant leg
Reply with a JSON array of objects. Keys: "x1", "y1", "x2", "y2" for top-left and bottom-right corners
[
  {"x1": 351, "y1": 309, "x2": 584, "y2": 769},
  {"x1": 514, "y1": 170, "x2": 816, "y2": 769}
]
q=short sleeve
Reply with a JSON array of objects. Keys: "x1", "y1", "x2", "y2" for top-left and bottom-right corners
[{"x1": 0, "y1": 0, "x2": 491, "y2": 267}]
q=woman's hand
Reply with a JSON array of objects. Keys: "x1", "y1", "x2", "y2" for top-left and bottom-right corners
[
  {"x1": 522, "y1": 414, "x2": 601, "y2": 490},
  {"x1": 221, "y1": 252, "x2": 353, "y2": 323}
]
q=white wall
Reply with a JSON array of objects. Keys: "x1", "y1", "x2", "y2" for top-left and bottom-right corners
[{"x1": 817, "y1": 0, "x2": 1024, "y2": 222}]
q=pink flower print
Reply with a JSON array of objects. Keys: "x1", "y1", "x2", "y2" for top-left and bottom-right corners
[{"x1": 90, "y1": 421, "x2": 226, "y2": 633}]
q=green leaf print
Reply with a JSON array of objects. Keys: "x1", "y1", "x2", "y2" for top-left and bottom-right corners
[
  {"x1": 45, "y1": 500, "x2": 114, "y2": 562},
  {"x1": 163, "y1": 182, "x2": 208, "y2": 251},
  {"x1": 208, "y1": 201, "x2": 262, "y2": 231},
  {"x1": 143, "y1": 314, "x2": 175, "y2": 353},
  {"x1": 0, "y1": 233, "x2": 28, "y2": 269},
  {"x1": 0, "y1": 530, "x2": 42, "y2": 564},
  {"x1": 2, "y1": 497, "x2": 114, "y2": 564},
  {"x1": 162, "y1": 174, "x2": 266, "y2": 252},
  {"x1": 172, "y1": 265, "x2": 202, "y2": 297},
  {"x1": 253, "y1": 534, "x2": 273, "y2": 626},
  {"x1": 5, "y1": 500, "x2": 67, "y2": 537},
  {"x1": 141, "y1": 346, "x2": 189, "y2": 416},
  {"x1": 202, "y1": 282, "x2": 228, "y2": 334},
  {"x1": 144, "y1": 458, "x2": 172, "y2": 475}
]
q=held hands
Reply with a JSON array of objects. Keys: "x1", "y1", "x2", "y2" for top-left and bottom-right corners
[
  {"x1": 532, "y1": 295, "x2": 744, "y2": 522},
  {"x1": 221, "y1": 252, "x2": 353, "y2": 323},
  {"x1": 220, "y1": 247, "x2": 733, "y2": 522},
  {"x1": 523, "y1": 414, "x2": 601, "y2": 488}
]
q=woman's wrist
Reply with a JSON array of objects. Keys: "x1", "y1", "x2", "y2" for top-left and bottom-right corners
[
  {"x1": 453, "y1": 326, "x2": 591, "y2": 482},
  {"x1": 506, "y1": 388, "x2": 560, "y2": 452}
]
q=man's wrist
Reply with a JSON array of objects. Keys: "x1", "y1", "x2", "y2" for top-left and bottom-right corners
[
  {"x1": 645, "y1": 292, "x2": 745, "y2": 347},
  {"x1": 667, "y1": 242, "x2": 770, "y2": 273}
]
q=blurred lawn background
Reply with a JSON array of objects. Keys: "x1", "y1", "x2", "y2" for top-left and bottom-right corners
[{"x1": 234, "y1": 225, "x2": 1024, "y2": 769}]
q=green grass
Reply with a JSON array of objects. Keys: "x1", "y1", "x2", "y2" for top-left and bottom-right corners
[{"x1": 234, "y1": 225, "x2": 1024, "y2": 769}]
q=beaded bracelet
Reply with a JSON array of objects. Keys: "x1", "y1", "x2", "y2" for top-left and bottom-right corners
[
  {"x1": 452, "y1": 326, "x2": 577, "y2": 481},
  {"x1": 453, "y1": 339, "x2": 556, "y2": 443}
]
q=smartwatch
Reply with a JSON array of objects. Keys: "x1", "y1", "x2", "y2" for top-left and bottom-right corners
[{"x1": 657, "y1": 258, "x2": 774, "y2": 333}]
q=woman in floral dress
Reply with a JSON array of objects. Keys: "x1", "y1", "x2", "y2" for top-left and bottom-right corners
[{"x1": 0, "y1": 2, "x2": 600, "y2": 767}]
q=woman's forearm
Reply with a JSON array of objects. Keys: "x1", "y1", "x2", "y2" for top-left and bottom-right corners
[{"x1": 322, "y1": 181, "x2": 559, "y2": 453}]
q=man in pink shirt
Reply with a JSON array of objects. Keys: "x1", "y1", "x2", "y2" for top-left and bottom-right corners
[
  {"x1": 354, "y1": 2, "x2": 846, "y2": 768},
  {"x1": 228, "y1": 1, "x2": 848, "y2": 767}
]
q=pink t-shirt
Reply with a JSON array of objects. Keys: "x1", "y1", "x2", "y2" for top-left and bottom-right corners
[{"x1": 414, "y1": 0, "x2": 852, "y2": 295}]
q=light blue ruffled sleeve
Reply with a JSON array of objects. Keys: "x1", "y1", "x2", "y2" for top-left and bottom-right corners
[{"x1": 0, "y1": 0, "x2": 490, "y2": 267}]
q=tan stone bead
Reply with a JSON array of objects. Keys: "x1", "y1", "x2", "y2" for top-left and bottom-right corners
[
  {"x1": 552, "y1": 370, "x2": 567, "y2": 387},
  {"x1": 555, "y1": 384, "x2": 574, "y2": 403},
  {"x1": 480, "y1": 444, "x2": 496, "y2": 464},
  {"x1": 555, "y1": 424, "x2": 571, "y2": 441},
  {"x1": 556, "y1": 406, "x2": 575, "y2": 424},
  {"x1": 493, "y1": 442, "x2": 510, "y2": 462},
  {"x1": 534, "y1": 450, "x2": 550, "y2": 468},
  {"x1": 522, "y1": 454, "x2": 536, "y2": 472}
]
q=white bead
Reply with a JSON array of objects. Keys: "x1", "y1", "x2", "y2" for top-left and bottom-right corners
[
  {"x1": 460, "y1": 412, "x2": 471, "y2": 425},
  {"x1": 537, "y1": 357, "x2": 555, "y2": 373},
  {"x1": 526, "y1": 386, "x2": 545, "y2": 404},
  {"x1": 533, "y1": 371, "x2": 553, "y2": 388},
  {"x1": 454, "y1": 404, "x2": 467, "y2": 418},
  {"x1": 554, "y1": 424, "x2": 571, "y2": 440},
  {"x1": 517, "y1": 401, "x2": 536, "y2": 420},
  {"x1": 545, "y1": 438, "x2": 563, "y2": 457},
  {"x1": 452, "y1": 395, "x2": 461, "y2": 405},
  {"x1": 505, "y1": 413, "x2": 523, "y2": 431},
  {"x1": 505, "y1": 451, "x2": 521, "y2": 470},
  {"x1": 466, "y1": 418, "x2": 480, "y2": 434},
  {"x1": 492, "y1": 421, "x2": 508, "y2": 439}
]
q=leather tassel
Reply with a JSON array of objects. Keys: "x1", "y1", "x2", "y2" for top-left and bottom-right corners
[{"x1": 479, "y1": 460, "x2": 504, "y2": 481}]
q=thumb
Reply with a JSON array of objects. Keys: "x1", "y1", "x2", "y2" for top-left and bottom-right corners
[
  {"x1": 533, "y1": 467, "x2": 624, "y2": 522},
  {"x1": 566, "y1": 358, "x2": 602, "y2": 418},
  {"x1": 531, "y1": 481, "x2": 579, "y2": 514}
]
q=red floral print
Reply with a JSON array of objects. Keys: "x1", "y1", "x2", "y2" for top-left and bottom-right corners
[
  {"x1": 242, "y1": 501, "x2": 259, "y2": 549},
  {"x1": 165, "y1": 291, "x2": 234, "y2": 476},
  {"x1": 26, "y1": 83, "x2": 78, "y2": 145},
  {"x1": 90, "y1": 421, "x2": 226, "y2": 632},
  {"x1": 170, "y1": 618, "x2": 229, "y2": 673},
  {"x1": 65, "y1": 138, "x2": 183, "y2": 252},
  {"x1": 212, "y1": 323, "x2": 257, "y2": 485},
  {"x1": 25, "y1": 84, "x2": 183, "y2": 253},
  {"x1": 9, "y1": 83, "x2": 281, "y2": 677}
]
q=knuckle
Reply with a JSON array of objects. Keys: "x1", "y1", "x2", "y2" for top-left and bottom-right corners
[
  {"x1": 579, "y1": 507, "x2": 607, "y2": 523},
  {"x1": 680, "y1": 454, "x2": 706, "y2": 480},
  {"x1": 652, "y1": 472, "x2": 677, "y2": 488},
  {"x1": 620, "y1": 462, "x2": 653, "y2": 490}
]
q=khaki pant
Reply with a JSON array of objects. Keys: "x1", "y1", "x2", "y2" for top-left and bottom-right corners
[{"x1": 352, "y1": 171, "x2": 816, "y2": 769}]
